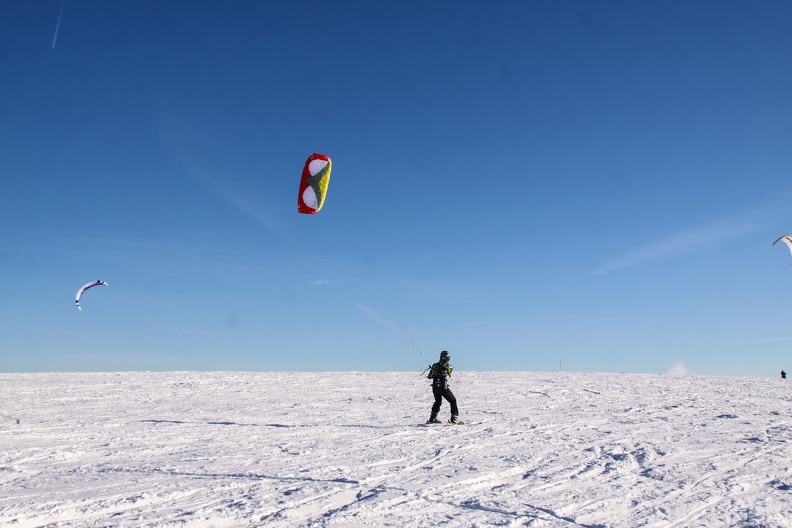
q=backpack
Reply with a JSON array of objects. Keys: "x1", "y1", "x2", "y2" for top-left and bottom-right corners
[{"x1": 427, "y1": 361, "x2": 453, "y2": 382}]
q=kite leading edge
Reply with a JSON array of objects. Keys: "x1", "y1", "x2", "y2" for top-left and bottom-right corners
[{"x1": 75, "y1": 280, "x2": 108, "y2": 311}]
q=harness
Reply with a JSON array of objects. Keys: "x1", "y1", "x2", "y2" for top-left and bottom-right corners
[{"x1": 427, "y1": 361, "x2": 453, "y2": 389}]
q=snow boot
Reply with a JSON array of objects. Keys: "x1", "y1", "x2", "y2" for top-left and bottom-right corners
[
  {"x1": 449, "y1": 415, "x2": 461, "y2": 424},
  {"x1": 426, "y1": 413, "x2": 442, "y2": 424}
]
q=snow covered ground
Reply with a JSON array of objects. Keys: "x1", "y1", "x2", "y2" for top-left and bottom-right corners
[{"x1": 1, "y1": 371, "x2": 791, "y2": 527}]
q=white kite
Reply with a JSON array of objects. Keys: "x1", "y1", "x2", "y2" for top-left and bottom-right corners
[
  {"x1": 773, "y1": 235, "x2": 792, "y2": 265},
  {"x1": 75, "y1": 280, "x2": 108, "y2": 311}
]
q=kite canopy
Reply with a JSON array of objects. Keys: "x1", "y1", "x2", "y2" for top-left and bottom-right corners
[
  {"x1": 297, "y1": 153, "x2": 332, "y2": 214},
  {"x1": 774, "y1": 235, "x2": 792, "y2": 264},
  {"x1": 75, "y1": 280, "x2": 108, "y2": 311}
]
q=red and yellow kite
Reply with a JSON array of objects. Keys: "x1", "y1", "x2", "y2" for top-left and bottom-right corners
[{"x1": 297, "y1": 153, "x2": 332, "y2": 214}]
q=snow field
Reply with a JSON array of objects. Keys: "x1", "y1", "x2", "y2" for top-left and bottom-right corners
[{"x1": 1, "y1": 371, "x2": 791, "y2": 527}]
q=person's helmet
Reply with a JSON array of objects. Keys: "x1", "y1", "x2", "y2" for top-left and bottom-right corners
[{"x1": 440, "y1": 350, "x2": 450, "y2": 361}]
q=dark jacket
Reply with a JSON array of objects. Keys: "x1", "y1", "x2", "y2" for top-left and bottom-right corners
[{"x1": 428, "y1": 361, "x2": 453, "y2": 387}]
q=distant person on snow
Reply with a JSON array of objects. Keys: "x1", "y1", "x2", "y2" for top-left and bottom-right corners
[
  {"x1": 426, "y1": 350, "x2": 460, "y2": 424},
  {"x1": 782, "y1": 370, "x2": 787, "y2": 379}
]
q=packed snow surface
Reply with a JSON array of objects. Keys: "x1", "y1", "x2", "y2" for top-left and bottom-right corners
[{"x1": 2, "y1": 371, "x2": 791, "y2": 527}]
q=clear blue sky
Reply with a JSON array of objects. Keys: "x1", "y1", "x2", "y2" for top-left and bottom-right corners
[{"x1": 2, "y1": 1, "x2": 791, "y2": 375}]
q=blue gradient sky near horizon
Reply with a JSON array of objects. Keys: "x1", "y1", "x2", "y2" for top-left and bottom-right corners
[{"x1": 2, "y1": 1, "x2": 791, "y2": 375}]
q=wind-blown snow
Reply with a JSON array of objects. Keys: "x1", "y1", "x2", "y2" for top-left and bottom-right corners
[{"x1": 1, "y1": 372, "x2": 791, "y2": 527}]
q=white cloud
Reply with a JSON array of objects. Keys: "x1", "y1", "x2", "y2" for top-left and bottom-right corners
[
  {"x1": 594, "y1": 210, "x2": 769, "y2": 275},
  {"x1": 757, "y1": 337, "x2": 792, "y2": 344},
  {"x1": 357, "y1": 305, "x2": 396, "y2": 329},
  {"x1": 208, "y1": 183, "x2": 276, "y2": 231},
  {"x1": 157, "y1": 115, "x2": 279, "y2": 232}
]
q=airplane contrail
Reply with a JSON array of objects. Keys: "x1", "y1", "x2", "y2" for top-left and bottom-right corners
[{"x1": 51, "y1": 0, "x2": 65, "y2": 49}]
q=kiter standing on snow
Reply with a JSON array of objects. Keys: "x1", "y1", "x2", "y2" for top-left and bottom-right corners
[{"x1": 426, "y1": 350, "x2": 460, "y2": 424}]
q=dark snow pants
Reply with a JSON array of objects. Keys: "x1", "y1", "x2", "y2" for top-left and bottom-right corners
[{"x1": 431, "y1": 384, "x2": 458, "y2": 417}]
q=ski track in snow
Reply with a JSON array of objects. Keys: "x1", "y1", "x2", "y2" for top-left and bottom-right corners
[{"x1": 1, "y1": 372, "x2": 792, "y2": 527}]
